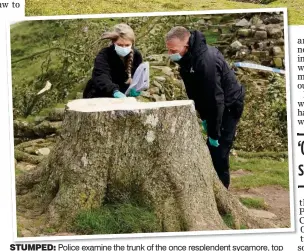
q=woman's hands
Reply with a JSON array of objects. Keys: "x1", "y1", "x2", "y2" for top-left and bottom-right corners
[{"x1": 113, "y1": 90, "x2": 126, "y2": 98}]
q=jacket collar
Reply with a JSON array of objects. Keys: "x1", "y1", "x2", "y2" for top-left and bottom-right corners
[{"x1": 177, "y1": 30, "x2": 208, "y2": 66}]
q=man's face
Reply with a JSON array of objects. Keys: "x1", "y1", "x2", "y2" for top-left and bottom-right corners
[{"x1": 166, "y1": 37, "x2": 188, "y2": 56}]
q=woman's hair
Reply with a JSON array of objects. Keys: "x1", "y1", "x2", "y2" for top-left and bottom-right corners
[{"x1": 101, "y1": 23, "x2": 135, "y2": 84}]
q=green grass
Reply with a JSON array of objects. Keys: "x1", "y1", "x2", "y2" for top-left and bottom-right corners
[
  {"x1": 222, "y1": 213, "x2": 234, "y2": 228},
  {"x1": 15, "y1": 167, "x2": 24, "y2": 176},
  {"x1": 204, "y1": 30, "x2": 220, "y2": 45},
  {"x1": 71, "y1": 202, "x2": 161, "y2": 235},
  {"x1": 236, "y1": 151, "x2": 288, "y2": 160},
  {"x1": 11, "y1": 21, "x2": 63, "y2": 96},
  {"x1": 230, "y1": 156, "x2": 289, "y2": 189},
  {"x1": 25, "y1": 0, "x2": 302, "y2": 25},
  {"x1": 221, "y1": 213, "x2": 248, "y2": 229},
  {"x1": 44, "y1": 228, "x2": 56, "y2": 234},
  {"x1": 239, "y1": 197, "x2": 268, "y2": 210},
  {"x1": 38, "y1": 103, "x2": 66, "y2": 116}
]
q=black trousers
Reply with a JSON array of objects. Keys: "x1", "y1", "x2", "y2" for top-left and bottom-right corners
[{"x1": 207, "y1": 98, "x2": 244, "y2": 189}]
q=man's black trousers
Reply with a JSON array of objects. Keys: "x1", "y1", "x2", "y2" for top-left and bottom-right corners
[{"x1": 206, "y1": 98, "x2": 244, "y2": 189}]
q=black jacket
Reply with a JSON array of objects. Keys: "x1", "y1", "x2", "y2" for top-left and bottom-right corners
[
  {"x1": 177, "y1": 30, "x2": 245, "y2": 140},
  {"x1": 83, "y1": 44, "x2": 143, "y2": 98}
]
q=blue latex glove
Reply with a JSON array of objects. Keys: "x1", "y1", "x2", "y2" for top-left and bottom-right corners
[
  {"x1": 209, "y1": 137, "x2": 220, "y2": 147},
  {"x1": 201, "y1": 120, "x2": 207, "y2": 132},
  {"x1": 113, "y1": 90, "x2": 126, "y2": 98},
  {"x1": 128, "y1": 88, "x2": 141, "y2": 97}
]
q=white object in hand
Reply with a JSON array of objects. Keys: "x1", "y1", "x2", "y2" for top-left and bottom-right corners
[{"x1": 125, "y1": 62, "x2": 150, "y2": 95}]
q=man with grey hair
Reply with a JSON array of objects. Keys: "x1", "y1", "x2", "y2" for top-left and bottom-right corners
[{"x1": 165, "y1": 26, "x2": 245, "y2": 189}]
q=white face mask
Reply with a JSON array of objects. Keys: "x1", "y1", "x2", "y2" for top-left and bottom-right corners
[
  {"x1": 169, "y1": 53, "x2": 182, "y2": 62},
  {"x1": 114, "y1": 44, "x2": 132, "y2": 57}
]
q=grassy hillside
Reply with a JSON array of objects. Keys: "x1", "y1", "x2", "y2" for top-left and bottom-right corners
[{"x1": 26, "y1": 0, "x2": 299, "y2": 24}]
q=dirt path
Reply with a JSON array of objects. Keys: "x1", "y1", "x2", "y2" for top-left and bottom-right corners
[{"x1": 230, "y1": 185, "x2": 291, "y2": 228}]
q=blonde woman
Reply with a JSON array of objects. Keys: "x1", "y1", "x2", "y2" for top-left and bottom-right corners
[{"x1": 83, "y1": 23, "x2": 143, "y2": 98}]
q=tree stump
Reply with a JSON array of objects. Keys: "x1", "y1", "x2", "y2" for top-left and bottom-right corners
[{"x1": 16, "y1": 98, "x2": 273, "y2": 232}]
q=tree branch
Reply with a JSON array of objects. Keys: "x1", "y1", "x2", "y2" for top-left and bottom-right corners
[{"x1": 12, "y1": 47, "x2": 87, "y2": 64}]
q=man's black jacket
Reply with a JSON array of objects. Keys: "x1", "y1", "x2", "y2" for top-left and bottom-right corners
[
  {"x1": 83, "y1": 44, "x2": 143, "y2": 98},
  {"x1": 177, "y1": 30, "x2": 245, "y2": 140}
]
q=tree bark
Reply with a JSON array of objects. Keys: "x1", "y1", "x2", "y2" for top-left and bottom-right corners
[{"x1": 16, "y1": 97, "x2": 273, "y2": 232}]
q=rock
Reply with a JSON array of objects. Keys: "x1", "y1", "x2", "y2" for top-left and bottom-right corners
[
  {"x1": 255, "y1": 79, "x2": 271, "y2": 86},
  {"x1": 137, "y1": 96, "x2": 150, "y2": 102},
  {"x1": 154, "y1": 76, "x2": 166, "y2": 83},
  {"x1": 261, "y1": 59, "x2": 272, "y2": 66},
  {"x1": 251, "y1": 50, "x2": 269, "y2": 58},
  {"x1": 146, "y1": 54, "x2": 168, "y2": 64},
  {"x1": 36, "y1": 147, "x2": 51, "y2": 156},
  {"x1": 274, "y1": 37, "x2": 285, "y2": 46},
  {"x1": 203, "y1": 15, "x2": 212, "y2": 20},
  {"x1": 230, "y1": 40, "x2": 243, "y2": 50},
  {"x1": 235, "y1": 18, "x2": 250, "y2": 28},
  {"x1": 197, "y1": 19, "x2": 205, "y2": 25},
  {"x1": 149, "y1": 87, "x2": 160, "y2": 95},
  {"x1": 272, "y1": 46, "x2": 284, "y2": 56},
  {"x1": 254, "y1": 31, "x2": 267, "y2": 40},
  {"x1": 256, "y1": 24, "x2": 266, "y2": 31},
  {"x1": 152, "y1": 94, "x2": 162, "y2": 102},
  {"x1": 263, "y1": 15, "x2": 284, "y2": 24},
  {"x1": 151, "y1": 66, "x2": 174, "y2": 77},
  {"x1": 266, "y1": 23, "x2": 281, "y2": 29},
  {"x1": 231, "y1": 149, "x2": 237, "y2": 156},
  {"x1": 160, "y1": 94, "x2": 166, "y2": 101},
  {"x1": 268, "y1": 28, "x2": 283, "y2": 39},
  {"x1": 257, "y1": 42, "x2": 267, "y2": 50},
  {"x1": 220, "y1": 34, "x2": 234, "y2": 40},
  {"x1": 246, "y1": 54, "x2": 260, "y2": 63},
  {"x1": 250, "y1": 25, "x2": 256, "y2": 32},
  {"x1": 141, "y1": 91, "x2": 152, "y2": 98},
  {"x1": 175, "y1": 79, "x2": 185, "y2": 89},
  {"x1": 237, "y1": 29, "x2": 251, "y2": 37},
  {"x1": 266, "y1": 25, "x2": 283, "y2": 38},
  {"x1": 250, "y1": 16, "x2": 263, "y2": 26},
  {"x1": 17, "y1": 162, "x2": 36, "y2": 172},
  {"x1": 273, "y1": 57, "x2": 283, "y2": 67},
  {"x1": 248, "y1": 209, "x2": 277, "y2": 220},
  {"x1": 236, "y1": 49, "x2": 249, "y2": 59},
  {"x1": 152, "y1": 81, "x2": 164, "y2": 92}
]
